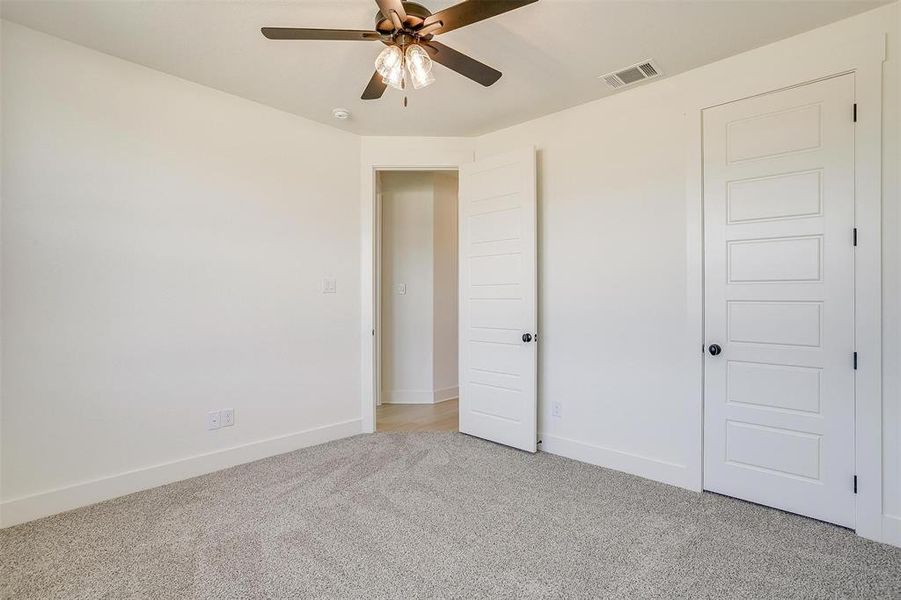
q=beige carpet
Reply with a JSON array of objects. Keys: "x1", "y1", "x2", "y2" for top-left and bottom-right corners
[{"x1": 2, "y1": 432, "x2": 900, "y2": 599}]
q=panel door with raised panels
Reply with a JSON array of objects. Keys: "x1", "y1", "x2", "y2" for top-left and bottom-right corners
[
  {"x1": 703, "y1": 74, "x2": 855, "y2": 527},
  {"x1": 458, "y1": 147, "x2": 537, "y2": 452}
]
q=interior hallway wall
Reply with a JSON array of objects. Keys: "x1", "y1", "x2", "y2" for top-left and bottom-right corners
[
  {"x1": 380, "y1": 172, "x2": 436, "y2": 404},
  {"x1": 432, "y1": 173, "x2": 459, "y2": 402},
  {"x1": 379, "y1": 171, "x2": 458, "y2": 404}
]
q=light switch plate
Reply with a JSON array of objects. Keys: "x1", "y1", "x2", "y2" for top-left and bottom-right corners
[
  {"x1": 207, "y1": 410, "x2": 221, "y2": 430},
  {"x1": 396, "y1": 283, "x2": 406, "y2": 295},
  {"x1": 322, "y1": 278, "x2": 337, "y2": 294}
]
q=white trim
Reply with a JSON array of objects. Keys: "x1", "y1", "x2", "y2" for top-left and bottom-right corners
[
  {"x1": 540, "y1": 434, "x2": 695, "y2": 491},
  {"x1": 848, "y1": 42, "x2": 886, "y2": 545},
  {"x1": 0, "y1": 419, "x2": 362, "y2": 528},
  {"x1": 382, "y1": 389, "x2": 436, "y2": 404},
  {"x1": 434, "y1": 386, "x2": 458, "y2": 403},
  {"x1": 381, "y1": 387, "x2": 458, "y2": 404},
  {"x1": 360, "y1": 138, "x2": 474, "y2": 433},
  {"x1": 884, "y1": 515, "x2": 901, "y2": 548},
  {"x1": 684, "y1": 106, "x2": 706, "y2": 494},
  {"x1": 684, "y1": 34, "x2": 886, "y2": 543}
]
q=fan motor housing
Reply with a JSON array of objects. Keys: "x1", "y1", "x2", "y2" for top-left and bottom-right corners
[{"x1": 374, "y1": 2, "x2": 432, "y2": 34}]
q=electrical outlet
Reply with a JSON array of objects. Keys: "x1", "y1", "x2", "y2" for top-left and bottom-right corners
[
  {"x1": 207, "y1": 410, "x2": 221, "y2": 430},
  {"x1": 321, "y1": 278, "x2": 337, "y2": 294},
  {"x1": 551, "y1": 402, "x2": 562, "y2": 418},
  {"x1": 396, "y1": 283, "x2": 406, "y2": 295},
  {"x1": 221, "y1": 408, "x2": 235, "y2": 427}
]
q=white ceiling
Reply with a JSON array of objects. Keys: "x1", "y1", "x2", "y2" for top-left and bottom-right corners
[{"x1": 1, "y1": 0, "x2": 887, "y2": 136}]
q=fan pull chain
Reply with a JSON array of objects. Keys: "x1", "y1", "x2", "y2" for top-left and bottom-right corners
[{"x1": 401, "y1": 45, "x2": 408, "y2": 108}]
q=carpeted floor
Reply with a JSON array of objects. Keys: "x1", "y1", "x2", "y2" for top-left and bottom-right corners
[{"x1": 2, "y1": 433, "x2": 900, "y2": 599}]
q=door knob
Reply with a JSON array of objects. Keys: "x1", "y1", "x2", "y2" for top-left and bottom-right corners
[
  {"x1": 708, "y1": 344, "x2": 722, "y2": 356},
  {"x1": 522, "y1": 333, "x2": 533, "y2": 343}
]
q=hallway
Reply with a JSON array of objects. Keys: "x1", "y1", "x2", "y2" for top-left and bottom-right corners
[{"x1": 376, "y1": 399, "x2": 458, "y2": 432}]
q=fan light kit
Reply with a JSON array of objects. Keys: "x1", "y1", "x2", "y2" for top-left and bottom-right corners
[
  {"x1": 261, "y1": 0, "x2": 538, "y2": 106},
  {"x1": 374, "y1": 43, "x2": 435, "y2": 91}
]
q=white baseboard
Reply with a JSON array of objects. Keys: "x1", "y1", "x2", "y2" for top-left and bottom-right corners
[
  {"x1": 884, "y1": 514, "x2": 901, "y2": 548},
  {"x1": 382, "y1": 388, "x2": 457, "y2": 404},
  {"x1": 539, "y1": 433, "x2": 697, "y2": 492},
  {"x1": 382, "y1": 389, "x2": 434, "y2": 404},
  {"x1": 0, "y1": 418, "x2": 362, "y2": 528},
  {"x1": 434, "y1": 386, "x2": 458, "y2": 403}
]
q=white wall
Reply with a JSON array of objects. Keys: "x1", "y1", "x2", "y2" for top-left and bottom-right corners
[
  {"x1": 0, "y1": 22, "x2": 362, "y2": 526},
  {"x1": 379, "y1": 171, "x2": 458, "y2": 404},
  {"x1": 474, "y1": 3, "x2": 900, "y2": 545},
  {"x1": 479, "y1": 87, "x2": 700, "y2": 490},
  {"x1": 432, "y1": 172, "x2": 459, "y2": 401},
  {"x1": 380, "y1": 172, "x2": 436, "y2": 404}
]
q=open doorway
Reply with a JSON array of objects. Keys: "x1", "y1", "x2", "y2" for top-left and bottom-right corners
[
  {"x1": 376, "y1": 170, "x2": 459, "y2": 432},
  {"x1": 364, "y1": 148, "x2": 537, "y2": 449}
]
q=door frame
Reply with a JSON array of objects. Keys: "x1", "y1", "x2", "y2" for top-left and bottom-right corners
[
  {"x1": 360, "y1": 142, "x2": 471, "y2": 434},
  {"x1": 685, "y1": 36, "x2": 886, "y2": 542}
]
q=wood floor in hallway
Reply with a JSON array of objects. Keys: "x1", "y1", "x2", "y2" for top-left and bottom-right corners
[{"x1": 376, "y1": 398, "x2": 459, "y2": 432}]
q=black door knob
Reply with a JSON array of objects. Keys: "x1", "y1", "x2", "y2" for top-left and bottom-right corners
[
  {"x1": 708, "y1": 344, "x2": 722, "y2": 356},
  {"x1": 522, "y1": 333, "x2": 533, "y2": 343}
]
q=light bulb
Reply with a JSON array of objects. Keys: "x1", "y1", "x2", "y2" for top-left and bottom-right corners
[
  {"x1": 375, "y1": 45, "x2": 403, "y2": 78},
  {"x1": 405, "y1": 44, "x2": 435, "y2": 89},
  {"x1": 383, "y1": 61, "x2": 405, "y2": 90}
]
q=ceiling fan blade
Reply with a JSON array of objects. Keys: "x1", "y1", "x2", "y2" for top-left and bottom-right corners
[
  {"x1": 261, "y1": 28, "x2": 382, "y2": 41},
  {"x1": 422, "y1": 41, "x2": 502, "y2": 87},
  {"x1": 375, "y1": 0, "x2": 407, "y2": 26},
  {"x1": 362, "y1": 70, "x2": 388, "y2": 100},
  {"x1": 420, "y1": 0, "x2": 538, "y2": 36}
]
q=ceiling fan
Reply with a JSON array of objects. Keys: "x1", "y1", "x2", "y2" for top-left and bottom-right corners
[{"x1": 261, "y1": 0, "x2": 538, "y2": 102}]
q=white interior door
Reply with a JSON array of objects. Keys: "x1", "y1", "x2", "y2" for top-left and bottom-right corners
[
  {"x1": 459, "y1": 147, "x2": 537, "y2": 452},
  {"x1": 703, "y1": 74, "x2": 856, "y2": 527}
]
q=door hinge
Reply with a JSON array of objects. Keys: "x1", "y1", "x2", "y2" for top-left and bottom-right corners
[
  {"x1": 853, "y1": 351, "x2": 858, "y2": 370},
  {"x1": 853, "y1": 228, "x2": 858, "y2": 246},
  {"x1": 854, "y1": 475, "x2": 858, "y2": 494},
  {"x1": 853, "y1": 103, "x2": 858, "y2": 122}
]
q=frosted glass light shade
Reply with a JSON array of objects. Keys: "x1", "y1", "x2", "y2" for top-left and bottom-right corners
[
  {"x1": 375, "y1": 45, "x2": 403, "y2": 78},
  {"x1": 405, "y1": 44, "x2": 434, "y2": 89},
  {"x1": 408, "y1": 67, "x2": 435, "y2": 90}
]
